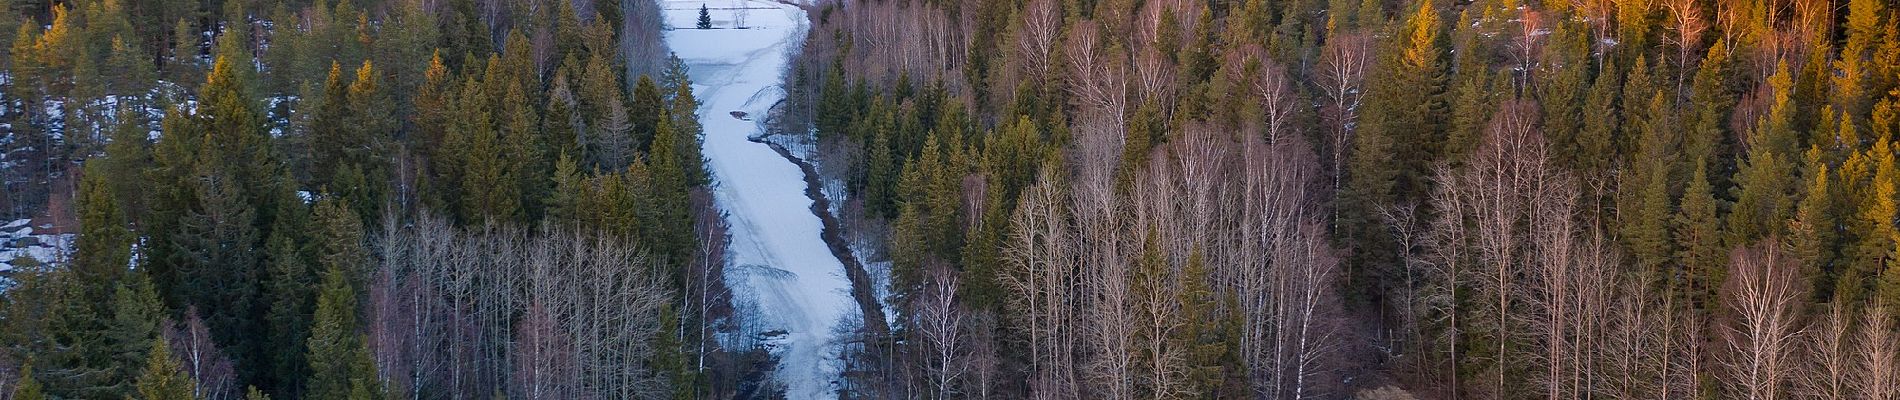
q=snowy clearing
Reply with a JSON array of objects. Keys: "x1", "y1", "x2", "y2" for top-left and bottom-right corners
[
  {"x1": 665, "y1": 1, "x2": 855, "y2": 399},
  {"x1": 0, "y1": 218, "x2": 74, "y2": 277}
]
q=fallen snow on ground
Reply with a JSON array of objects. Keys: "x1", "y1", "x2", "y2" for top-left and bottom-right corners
[
  {"x1": 665, "y1": 2, "x2": 855, "y2": 399},
  {"x1": 0, "y1": 219, "x2": 74, "y2": 276}
]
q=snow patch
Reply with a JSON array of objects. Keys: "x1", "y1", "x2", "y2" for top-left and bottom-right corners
[{"x1": 0, "y1": 218, "x2": 75, "y2": 278}]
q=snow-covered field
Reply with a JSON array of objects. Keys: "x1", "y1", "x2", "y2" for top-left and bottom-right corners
[{"x1": 665, "y1": 1, "x2": 854, "y2": 398}]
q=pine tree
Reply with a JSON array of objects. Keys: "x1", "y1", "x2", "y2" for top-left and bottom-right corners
[
  {"x1": 1789, "y1": 147, "x2": 1838, "y2": 300},
  {"x1": 1727, "y1": 62, "x2": 1799, "y2": 246},
  {"x1": 1623, "y1": 92, "x2": 1678, "y2": 278},
  {"x1": 304, "y1": 256, "x2": 379, "y2": 399},
  {"x1": 546, "y1": 70, "x2": 583, "y2": 163},
  {"x1": 12, "y1": 365, "x2": 45, "y2": 400},
  {"x1": 263, "y1": 214, "x2": 314, "y2": 393},
  {"x1": 451, "y1": 75, "x2": 520, "y2": 221},
  {"x1": 1675, "y1": 160, "x2": 1725, "y2": 308},
  {"x1": 341, "y1": 60, "x2": 391, "y2": 219},
  {"x1": 866, "y1": 127, "x2": 898, "y2": 218},
  {"x1": 698, "y1": 4, "x2": 713, "y2": 29},
  {"x1": 1343, "y1": 0, "x2": 1447, "y2": 294},
  {"x1": 135, "y1": 337, "x2": 196, "y2": 400},
  {"x1": 499, "y1": 80, "x2": 548, "y2": 222},
  {"x1": 109, "y1": 272, "x2": 164, "y2": 390},
  {"x1": 670, "y1": 76, "x2": 707, "y2": 185},
  {"x1": 76, "y1": 160, "x2": 132, "y2": 298},
  {"x1": 312, "y1": 62, "x2": 353, "y2": 189},
  {"x1": 374, "y1": 0, "x2": 439, "y2": 105},
  {"x1": 1176, "y1": 249, "x2": 1243, "y2": 397},
  {"x1": 1833, "y1": 0, "x2": 1884, "y2": 119},
  {"x1": 1578, "y1": 58, "x2": 1623, "y2": 176},
  {"x1": 547, "y1": 152, "x2": 584, "y2": 225},
  {"x1": 631, "y1": 75, "x2": 666, "y2": 153},
  {"x1": 166, "y1": 18, "x2": 201, "y2": 89},
  {"x1": 1844, "y1": 132, "x2": 1897, "y2": 305},
  {"x1": 816, "y1": 64, "x2": 851, "y2": 139},
  {"x1": 106, "y1": 36, "x2": 154, "y2": 95},
  {"x1": 103, "y1": 106, "x2": 152, "y2": 222}
]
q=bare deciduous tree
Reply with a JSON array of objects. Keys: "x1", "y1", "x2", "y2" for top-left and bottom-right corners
[
  {"x1": 1001, "y1": 166, "x2": 1078, "y2": 400},
  {"x1": 1853, "y1": 306, "x2": 1899, "y2": 399},
  {"x1": 1315, "y1": 32, "x2": 1369, "y2": 195},
  {"x1": 1720, "y1": 239, "x2": 1805, "y2": 400},
  {"x1": 916, "y1": 260, "x2": 966, "y2": 399}
]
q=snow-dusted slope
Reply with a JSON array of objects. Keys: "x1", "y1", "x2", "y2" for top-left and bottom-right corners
[{"x1": 663, "y1": 2, "x2": 852, "y2": 398}]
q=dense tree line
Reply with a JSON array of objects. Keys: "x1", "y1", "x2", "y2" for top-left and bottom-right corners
[
  {"x1": 786, "y1": 0, "x2": 1900, "y2": 398},
  {"x1": 0, "y1": 0, "x2": 733, "y2": 398}
]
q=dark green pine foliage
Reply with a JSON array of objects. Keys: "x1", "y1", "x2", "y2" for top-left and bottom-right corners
[
  {"x1": 76, "y1": 160, "x2": 132, "y2": 304},
  {"x1": 32, "y1": 162, "x2": 141, "y2": 399},
  {"x1": 134, "y1": 337, "x2": 195, "y2": 400},
  {"x1": 1789, "y1": 146, "x2": 1838, "y2": 301},
  {"x1": 45, "y1": 164, "x2": 137, "y2": 397},
  {"x1": 450, "y1": 74, "x2": 521, "y2": 222},
  {"x1": 102, "y1": 107, "x2": 153, "y2": 224},
  {"x1": 1342, "y1": 0, "x2": 1447, "y2": 299},
  {"x1": 161, "y1": 59, "x2": 289, "y2": 376},
  {"x1": 1621, "y1": 91, "x2": 1678, "y2": 281},
  {"x1": 303, "y1": 226, "x2": 382, "y2": 400},
  {"x1": 865, "y1": 127, "x2": 898, "y2": 219},
  {"x1": 1674, "y1": 160, "x2": 1725, "y2": 309},
  {"x1": 815, "y1": 63, "x2": 852, "y2": 139},
  {"x1": 1577, "y1": 57, "x2": 1622, "y2": 178},
  {"x1": 109, "y1": 272, "x2": 165, "y2": 387},
  {"x1": 1176, "y1": 249, "x2": 1244, "y2": 397},
  {"x1": 311, "y1": 62, "x2": 355, "y2": 191},
  {"x1": 654, "y1": 305, "x2": 698, "y2": 400},
  {"x1": 632, "y1": 75, "x2": 667, "y2": 153},
  {"x1": 545, "y1": 70, "x2": 583, "y2": 164},
  {"x1": 891, "y1": 133, "x2": 968, "y2": 296},
  {"x1": 647, "y1": 117, "x2": 697, "y2": 276},
  {"x1": 11, "y1": 365, "x2": 45, "y2": 400},
  {"x1": 669, "y1": 71, "x2": 708, "y2": 185},
  {"x1": 263, "y1": 205, "x2": 315, "y2": 394},
  {"x1": 698, "y1": 3, "x2": 713, "y2": 29},
  {"x1": 1727, "y1": 62, "x2": 1800, "y2": 247},
  {"x1": 500, "y1": 79, "x2": 550, "y2": 222}
]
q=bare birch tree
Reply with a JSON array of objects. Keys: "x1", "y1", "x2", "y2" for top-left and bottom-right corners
[
  {"x1": 1721, "y1": 240, "x2": 1805, "y2": 400},
  {"x1": 1001, "y1": 166, "x2": 1077, "y2": 400}
]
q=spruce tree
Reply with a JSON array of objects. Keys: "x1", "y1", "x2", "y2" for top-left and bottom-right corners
[
  {"x1": 698, "y1": 4, "x2": 713, "y2": 29},
  {"x1": 134, "y1": 337, "x2": 194, "y2": 400},
  {"x1": 1727, "y1": 62, "x2": 1799, "y2": 246},
  {"x1": 1577, "y1": 58, "x2": 1622, "y2": 176},
  {"x1": 12, "y1": 365, "x2": 45, "y2": 400},
  {"x1": 670, "y1": 77, "x2": 707, "y2": 185},
  {"x1": 102, "y1": 106, "x2": 152, "y2": 222},
  {"x1": 76, "y1": 160, "x2": 132, "y2": 300},
  {"x1": 631, "y1": 75, "x2": 666, "y2": 153},
  {"x1": 263, "y1": 217, "x2": 315, "y2": 393},
  {"x1": 166, "y1": 18, "x2": 200, "y2": 89},
  {"x1": 1343, "y1": 0, "x2": 1446, "y2": 295},
  {"x1": 312, "y1": 62, "x2": 352, "y2": 189},
  {"x1": 109, "y1": 272, "x2": 164, "y2": 391},
  {"x1": 1621, "y1": 91, "x2": 1677, "y2": 277},
  {"x1": 304, "y1": 256, "x2": 378, "y2": 399},
  {"x1": 1789, "y1": 147, "x2": 1838, "y2": 301},
  {"x1": 1176, "y1": 249, "x2": 1243, "y2": 397},
  {"x1": 1844, "y1": 132, "x2": 1897, "y2": 305},
  {"x1": 1675, "y1": 160, "x2": 1725, "y2": 308}
]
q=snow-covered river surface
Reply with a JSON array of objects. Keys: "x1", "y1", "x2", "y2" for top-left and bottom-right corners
[{"x1": 663, "y1": 1, "x2": 853, "y2": 398}]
